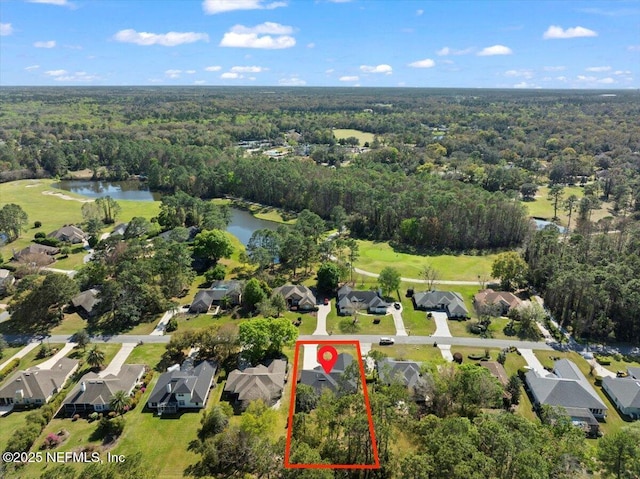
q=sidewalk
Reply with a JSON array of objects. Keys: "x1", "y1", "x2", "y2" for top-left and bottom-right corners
[{"x1": 0, "y1": 342, "x2": 39, "y2": 371}]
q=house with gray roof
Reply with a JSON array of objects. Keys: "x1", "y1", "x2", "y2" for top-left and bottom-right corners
[
  {"x1": 71, "y1": 289, "x2": 101, "y2": 317},
  {"x1": 13, "y1": 244, "x2": 59, "y2": 263},
  {"x1": 525, "y1": 359, "x2": 608, "y2": 422},
  {"x1": 376, "y1": 358, "x2": 423, "y2": 389},
  {"x1": 412, "y1": 290, "x2": 469, "y2": 319},
  {"x1": 273, "y1": 285, "x2": 317, "y2": 311},
  {"x1": 602, "y1": 369, "x2": 640, "y2": 419},
  {"x1": 337, "y1": 285, "x2": 390, "y2": 316},
  {"x1": 627, "y1": 367, "x2": 640, "y2": 380},
  {"x1": 147, "y1": 360, "x2": 217, "y2": 415},
  {"x1": 0, "y1": 358, "x2": 78, "y2": 410},
  {"x1": 62, "y1": 364, "x2": 145, "y2": 415},
  {"x1": 223, "y1": 359, "x2": 287, "y2": 411},
  {"x1": 48, "y1": 225, "x2": 86, "y2": 244},
  {"x1": 299, "y1": 353, "x2": 358, "y2": 395},
  {"x1": 189, "y1": 280, "x2": 243, "y2": 314}
]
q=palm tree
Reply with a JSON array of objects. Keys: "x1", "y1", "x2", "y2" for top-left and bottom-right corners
[
  {"x1": 109, "y1": 390, "x2": 132, "y2": 415},
  {"x1": 87, "y1": 345, "x2": 105, "y2": 371}
]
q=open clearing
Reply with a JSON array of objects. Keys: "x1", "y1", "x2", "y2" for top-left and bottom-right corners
[
  {"x1": 333, "y1": 128, "x2": 375, "y2": 145},
  {"x1": 354, "y1": 240, "x2": 496, "y2": 282},
  {"x1": 524, "y1": 185, "x2": 614, "y2": 224}
]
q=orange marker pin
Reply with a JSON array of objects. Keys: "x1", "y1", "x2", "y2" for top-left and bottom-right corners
[{"x1": 317, "y1": 345, "x2": 338, "y2": 374}]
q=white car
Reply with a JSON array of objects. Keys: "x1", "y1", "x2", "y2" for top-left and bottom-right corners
[{"x1": 379, "y1": 337, "x2": 395, "y2": 346}]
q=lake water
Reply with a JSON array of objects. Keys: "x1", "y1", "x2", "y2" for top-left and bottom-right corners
[
  {"x1": 53, "y1": 180, "x2": 280, "y2": 245},
  {"x1": 532, "y1": 218, "x2": 567, "y2": 234}
]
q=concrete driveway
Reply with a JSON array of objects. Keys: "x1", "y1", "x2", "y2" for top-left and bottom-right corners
[
  {"x1": 432, "y1": 312, "x2": 452, "y2": 337},
  {"x1": 313, "y1": 304, "x2": 330, "y2": 336},
  {"x1": 519, "y1": 348, "x2": 548, "y2": 376},
  {"x1": 151, "y1": 308, "x2": 180, "y2": 336},
  {"x1": 388, "y1": 305, "x2": 407, "y2": 336},
  {"x1": 302, "y1": 344, "x2": 319, "y2": 370},
  {"x1": 98, "y1": 343, "x2": 137, "y2": 377},
  {"x1": 36, "y1": 342, "x2": 77, "y2": 369},
  {"x1": 438, "y1": 344, "x2": 454, "y2": 362}
]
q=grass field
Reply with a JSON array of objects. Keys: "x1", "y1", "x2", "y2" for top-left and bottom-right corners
[
  {"x1": 124, "y1": 344, "x2": 166, "y2": 370},
  {"x1": 333, "y1": 128, "x2": 375, "y2": 145},
  {"x1": 370, "y1": 344, "x2": 446, "y2": 363},
  {"x1": 0, "y1": 179, "x2": 160, "y2": 268},
  {"x1": 524, "y1": 185, "x2": 614, "y2": 224},
  {"x1": 49, "y1": 313, "x2": 87, "y2": 336},
  {"x1": 354, "y1": 240, "x2": 496, "y2": 281}
]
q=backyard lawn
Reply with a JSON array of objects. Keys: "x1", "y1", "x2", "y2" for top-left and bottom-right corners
[
  {"x1": 333, "y1": 128, "x2": 375, "y2": 145},
  {"x1": 354, "y1": 240, "x2": 497, "y2": 282}
]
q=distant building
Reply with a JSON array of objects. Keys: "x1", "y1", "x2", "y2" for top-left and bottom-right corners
[
  {"x1": 0, "y1": 269, "x2": 15, "y2": 293},
  {"x1": 473, "y1": 289, "x2": 522, "y2": 316},
  {"x1": 0, "y1": 358, "x2": 78, "y2": 410},
  {"x1": 147, "y1": 360, "x2": 217, "y2": 415},
  {"x1": 189, "y1": 280, "x2": 244, "y2": 314},
  {"x1": 412, "y1": 290, "x2": 469, "y2": 319},
  {"x1": 223, "y1": 359, "x2": 287, "y2": 411},
  {"x1": 480, "y1": 361, "x2": 509, "y2": 386},
  {"x1": 48, "y1": 225, "x2": 86, "y2": 244},
  {"x1": 13, "y1": 244, "x2": 60, "y2": 263}
]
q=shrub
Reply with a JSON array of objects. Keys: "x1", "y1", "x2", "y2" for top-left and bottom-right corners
[
  {"x1": 34, "y1": 221, "x2": 42, "y2": 228},
  {"x1": 25, "y1": 411, "x2": 47, "y2": 428},
  {"x1": 89, "y1": 412, "x2": 99, "y2": 422},
  {"x1": 166, "y1": 317, "x2": 178, "y2": 332},
  {"x1": 0, "y1": 358, "x2": 21, "y2": 382},
  {"x1": 42, "y1": 433, "x2": 61, "y2": 450},
  {"x1": 453, "y1": 352, "x2": 463, "y2": 364},
  {"x1": 36, "y1": 343, "x2": 52, "y2": 359},
  {"x1": 205, "y1": 264, "x2": 227, "y2": 283},
  {"x1": 34, "y1": 232, "x2": 46, "y2": 239},
  {"x1": 5, "y1": 423, "x2": 41, "y2": 453},
  {"x1": 33, "y1": 237, "x2": 60, "y2": 247}
]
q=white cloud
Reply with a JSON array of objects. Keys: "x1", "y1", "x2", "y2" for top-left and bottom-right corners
[
  {"x1": 577, "y1": 75, "x2": 597, "y2": 82},
  {"x1": 205, "y1": 65, "x2": 222, "y2": 71},
  {"x1": 307, "y1": 42, "x2": 315, "y2": 48},
  {"x1": 202, "y1": 0, "x2": 286, "y2": 14},
  {"x1": 505, "y1": 69, "x2": 533, "y2": 79},
  {"x1": 113, "y1": 29, "x2": 209, "y2": 47},
  {"x1": 279, "y1": 76, "x2": 306, "y2": 86},
  {"x1": 360, "y1": 64, "x2": 392, "y2": 74},
  {"x1": 597, "y1": 77, "x2": 615, "y2": 84},
  {"x1": 27, "y1": 0, "x2": 71, "y2": 5},
  {"x1": 194, "y1": 80, "x2": 206, "y2": 85},
  {"x1": 230, "y1": 65, "x2": 265, "y2": 73},
  {"x1": 45, "y1": 69, "x2": 67, "y2": 76},
  {"x1": 325, "y1": 68, "x2": 335, "y2": 74},
  {"x1": 221, "y1": 72, "x2": 242, "y2": 79},
  {"x1": 514, "y1": 81, "x2": 537, "y2": 89},
  {"x1": 339, "y1": 76, "x2": 359, "y2": 82},
  {"x1": 416, "y1": 9, "x2": 424, "y2": 16},
  {"x1": 436, "y1": 46, "x2": 473, "y2": 56},
  {"x1": 556, "y1": 76, "x2": 567, "y2": 81},
  {"x1": 185, "y1": 70, "x2": 196, "y2": 74},
  {"x1": 586, "y1": 66, "x2": 610, "y2": 72},
  {"x1": 477, "y1": 45, "x2": 512, "y2": 56},
  {"x1": 53, "y1": 71, "x2": 100, "y2": 82},
  {"x1": 543, "y1": 65, "x2": 566, "y2": 71},
  {"x1": 220, "y1": 22, "x2": 295, "y2": 49},
  {"x1": 25, "y1": 65, "x2": 40, "y2": 71},
  {"x1": 34, "y1": 40, "x2": 56, "y2": 48},
  {"x1": 408, "y1": 58, "x2": 435, "y2": 68},
  {"x1": 614, "y1": 70, "x2": 631, "y2": 75},
  {"x1": 165, "y1": 69, "x2": 182, "y2": 79},
  {"x1": 0, "y1": 23, "x2": 13, "y2": 36},
  {"x1": 543, "y1": 25, "x2": 597, "y2": 39}
]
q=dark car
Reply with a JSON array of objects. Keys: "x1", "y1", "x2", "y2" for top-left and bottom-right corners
[
  {"x1": 379, "y1": 337, "x2": 395, "y2": 346},
  {"x1": 323, "y1": 297, "x2": 329, "y2": 305},
  {"x1": 393, "y1": 302, "x2": 401, "y2": 310}
]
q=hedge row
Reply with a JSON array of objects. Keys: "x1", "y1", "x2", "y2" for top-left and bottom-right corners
[{"x1": 0, "y1": 358, "x2": 20, "y2": 382}]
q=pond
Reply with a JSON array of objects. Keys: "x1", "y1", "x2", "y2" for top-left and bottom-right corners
[
  {"x1": 532, "y1": 218, "x2": 568, "y2": 234},
  {"x1": 53, "y1": 180, "x2": 281, "y2": 245}
]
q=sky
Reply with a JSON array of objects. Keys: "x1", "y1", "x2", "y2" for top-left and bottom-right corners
[{"x1": 0, "y1": 0, "x2": 638, "y2": 88}]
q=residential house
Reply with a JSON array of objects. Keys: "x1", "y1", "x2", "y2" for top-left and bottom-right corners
[
  {"x1": 157, "y1": 226, "x2": 199, "y2": 243},
  {"x1": 273, "y1": 285, "x2": 317, "y2": 311},
  {"x1": 480, "y1": 361, "x2": 509, "y2": 386},
  {"x1": 13, "y1": 244, "x2": 60, "y2": 264},
  {"x1": 0, "y1": 358, "x2": 78, "y2": 410},
  {"x1": 71, "y1": 289, "x2": 101, "y2": 318},
  {"x1": 336, "y1": 285, "x2": 390, "y2": 316},
  {"x1": 147, "y1": 360, "x2": 217, "y2": 415},
  {"x1": 0, "y1": 269, "x2": 15, "y2": 293},
  {"x1": 473, "y1": 289, "x2": 522, "y2": 316},
  {"x1": 189, "y1": 280, "x2": 243, "y2": 314},
  {"x1": 111, "y1": 223, "x2": 128, "y2": 237},
  {"x1": 62, "y1": 364, "x2": 145, "y2": 415},
  {"x1": 299, "y1": 353, "x2": 358, "y2": 395},
  {"x1": 224, "y1": 359, "x2": 287, "y2": 411},
  {"x1": 412, "y1": 290, "x2": 469, "y2": 319},
  {"x1": 602, "y1": 369, "x2": 640, "y2": 419},
  {"x1": 376, "y1": 358, "x2": 423, "y2": 389},
  {"x1": 48, "y1": 225, "x2": 86, "y2": 244},
  {"x1": 525, "y1": 359, "x2": 608, "y2": 428}
]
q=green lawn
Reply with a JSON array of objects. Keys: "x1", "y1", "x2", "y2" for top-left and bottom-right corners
[
  {"x1": 0, "y1": 346, "x2": 23, "y2": 363},
  {"x1": 524, "y1": 185, "x2": 613, "y2": 225},
  {"x1": 125, "y1": 344, "x2": 166, "y2": 370},
  {"x1": 333, "y1": 128, "x2": 375, "y2": 145},
  {"x1": 0, "y1": 410, "x2": 32, "y2": 453},
  {"x1": 49, "y1": 313, "x2": 87, "y2": 336},
  {"x1": 370, "y1": 344, "x2": 446, "y2": 364},
  {"x1": 0, "y1": 179, "x2": 160, "y2": 267},
  {"x1": 324, "y1": 304, "x2": 396, "y2": 335},
  {"x1": 354, "y1": 240, "x2": 497, "y2": 282},
  {"x1": 399, "y1": 296, "x2": 436, "y2": 336},
  {"x1": 283, "y1": 310, "x2": 317, "y2": 335},
  {"x1": 595, "y1": 355, "x2": 640, "y2": 376}
]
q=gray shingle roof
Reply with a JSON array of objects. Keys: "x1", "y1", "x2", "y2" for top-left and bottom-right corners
[
  {"x1": 63, "y1": 364, "x2": 145, "y2": 408},
  {"x1": 71, "y1": 289, "x2": 101, "y2": 314},
  {"x1": 0, "y1": 358, "x2": 78, "y2": 403},
  {"x1": 224, "y1": 359, "x2": 286, "y2": 408},
  {"x1": 299, "y1": 353, "x2": 357, "y2": 395},
  {"x1": 147, "y1": 361, "x2": 217, "y2": 407},
  {"x1": 376, "y1": 358, "x2": 422, "y2": 388},
  {"x1": 48, "y1": 225, "x2": 86, "y2": 243},
  {"x1": 337, "y1": 285, "x2": 389, "y2": 313},
  {"x1": 602, "y1": 377, "x2": 640, "y2": 409},
  {"x1": 413, "y1": 290, "x2": 469, "y2": 317},
  {"x1": 627, "y1": 367, "x2": 640, "y2": 379},
  {"x1": 273, "y1": 285, "x2": 317, "y2": 308}
]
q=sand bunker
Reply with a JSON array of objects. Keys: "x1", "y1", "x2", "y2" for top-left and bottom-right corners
[{"x1": 42, "y1": 190, "x2": 93, "y2": 203}]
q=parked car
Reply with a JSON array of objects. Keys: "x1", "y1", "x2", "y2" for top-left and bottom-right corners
[
  {"x1": 379, "y1": 337, "x2": 395, "y2": 346},
  {"x1": 393, "y1": 302, "x2": 401, "y2": 310},
  {"x1": 323, "y1": 297, "x2": 329, "y2": 305}
]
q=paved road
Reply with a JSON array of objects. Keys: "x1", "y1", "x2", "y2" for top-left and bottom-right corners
[{"x1": 2, "y1": 334, "x2": 172, "y2": 345}]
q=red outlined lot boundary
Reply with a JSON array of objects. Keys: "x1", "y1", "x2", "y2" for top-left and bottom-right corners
[{"x1": 284, "y1": 339, "x2": 380, "y2": 470}]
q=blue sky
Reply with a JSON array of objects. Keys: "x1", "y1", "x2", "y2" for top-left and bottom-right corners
[{"x1": 1, "y1": 0, "x2": 638, "y2": 88}]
